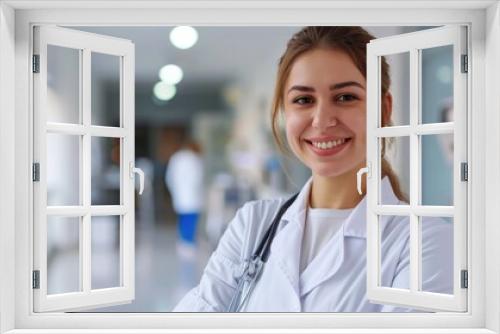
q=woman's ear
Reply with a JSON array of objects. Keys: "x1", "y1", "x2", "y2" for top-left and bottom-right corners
[{"x1": 382, "y1": 92, "x2": 393, "y2": 126}]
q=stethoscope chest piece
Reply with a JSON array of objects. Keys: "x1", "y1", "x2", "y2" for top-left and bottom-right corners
[{"x1": 227, "y1": 256, "x2": 264, "y2": 312}]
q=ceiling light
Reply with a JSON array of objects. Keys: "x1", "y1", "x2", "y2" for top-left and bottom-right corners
[
  {"x1": 159, "y1": 64, "x2": 183, "y2": 85},
  {"x1": 170, "y1": 26, "x2": 198, "y2": 50},
  {"x1": 153, "y1": 82, "x2": 176, "y2": 101}
]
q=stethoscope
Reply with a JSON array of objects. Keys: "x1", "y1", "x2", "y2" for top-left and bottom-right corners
[{"x1": 226, "y1": 192, "x2": 299, "y2": 312}]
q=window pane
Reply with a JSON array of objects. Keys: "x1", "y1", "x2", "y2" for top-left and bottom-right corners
[
  {"x1": 379, "y1": 215, "x2": 410, "y2": 289},
  {"x1": 47, "y1": 45, "x2": 80, "y2": 124},
  {"x1": 91, "y1": 137, "x2": 121, "y2": 205},
  {"x1": 91, "y1": 216, "x2": 121, "y2": 289},
  {"x1": 91, "y1": 52, "x2": 121, "y2": 127},
  {"x1": 421, "y1": 216, "x2": 454, "y2": 294},
  {"x1": 47, "y1": 216, "x2": 81, "y2": 294},
  {"x1": 47, "y1": 133, "x2": 81, "y2": 206},
  {"x1": 421, "y1": 134, "x2": 453, "y2": 206},
  {"x1": 379, "y1": 136, "x2": 410, "y2": 205},
  {"x1": 381, "y1": 52, "x2": 410, "y2": 127},
  {"x1": 420, "y1": 45, "x2": 453, "y2": 124}
]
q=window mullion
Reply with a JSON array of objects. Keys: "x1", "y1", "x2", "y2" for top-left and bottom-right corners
[
  {"x1": 81, "y1": 48, "x2": 92, "y2": 294},
  {"x1": 409, "y1": 47, "x2": 421, "y2": 293}
]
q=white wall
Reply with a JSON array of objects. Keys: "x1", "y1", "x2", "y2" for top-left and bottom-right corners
[{"x1": 0, "y1": 2, "x2": 16, "y2": 333}]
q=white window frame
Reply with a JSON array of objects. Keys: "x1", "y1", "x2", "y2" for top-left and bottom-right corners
[{"x1": 0, "y1": 1, "x2": 499, "y2": 333}]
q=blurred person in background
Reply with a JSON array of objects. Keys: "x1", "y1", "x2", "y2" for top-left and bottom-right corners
[
  {"x1": 173, "y1": 26, "x2": 453, "y2": 312},
  {"x1": 165, "y1": 140, "x2": 205, "y2": 248}
]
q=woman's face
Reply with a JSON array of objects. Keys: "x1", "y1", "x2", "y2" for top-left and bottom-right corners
[{"x1": 283, "y1": 48, "x2": 367, "y2": 179}]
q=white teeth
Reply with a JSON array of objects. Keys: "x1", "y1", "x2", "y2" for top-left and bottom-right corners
[{"x1": 312, "y1": 138, "x2": 347, "y2": 150}]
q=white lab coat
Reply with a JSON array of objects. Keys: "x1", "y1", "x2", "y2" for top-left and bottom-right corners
[
  {"x1": 173, "y1": 177, "x2": 453, "y2": 312},
  {"x1": 165, "y1": 149, "x2": 204, "y2": 213}
]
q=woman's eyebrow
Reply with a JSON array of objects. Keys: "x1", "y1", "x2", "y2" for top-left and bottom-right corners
[
  {"x1": 287, "y1": 81, "x2": 365, "y2": 95},
  {"x1": 330, "y1": 81, "x2": 365, "y2": 90},
  {"x1": 287, "y1": 85, "x2": 314, "y2": 94}
]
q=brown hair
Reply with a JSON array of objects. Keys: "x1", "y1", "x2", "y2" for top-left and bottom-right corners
[{"x1": 271, "y1": 26, "x2": 408, "y2": 203}]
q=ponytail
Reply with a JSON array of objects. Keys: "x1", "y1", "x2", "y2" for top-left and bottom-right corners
[{"x1": 381, "y1": 158, "x2": 409, "y2": 203}]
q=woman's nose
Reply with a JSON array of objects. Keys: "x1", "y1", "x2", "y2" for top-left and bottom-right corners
[{"x1": 311, "y1": 103, "x2": 338, "y2": 130}]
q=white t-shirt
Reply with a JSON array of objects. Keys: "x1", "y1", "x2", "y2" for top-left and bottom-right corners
[{"x1": 300, "y1": 206, "x2": 353, "y2": 274}]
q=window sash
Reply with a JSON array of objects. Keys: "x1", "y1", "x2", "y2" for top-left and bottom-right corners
[
  {"x1": 366, "y1": 25, "x2": 468, "y2": 312},
  {"x1": 32, "y1": 25, "x2": 136, "y2": 312}
]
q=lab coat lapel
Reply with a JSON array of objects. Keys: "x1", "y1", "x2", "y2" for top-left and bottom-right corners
[{"x1": 265, "y1": 179, "x2": 311, "y2": 309}]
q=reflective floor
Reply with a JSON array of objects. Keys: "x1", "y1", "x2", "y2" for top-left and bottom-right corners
[{"x1": 47, "y1": 221, "x2": 214, "y2": 312}]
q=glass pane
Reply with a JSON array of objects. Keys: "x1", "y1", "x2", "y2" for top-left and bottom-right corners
[
  {"x1": 91, "y1": 216, "x2": 121, "y2": 289},
  {"x1": 420, "y1": 45, "x2": 453, "y2": 124},
  {"x1": 421, "y1": 134, "x2": 453, "y2": 206},
  {"x1": 421, "y1": 216, "x2": 454, "y2": 294},
  {"x1": 91, "y1": 52, "x2": 121, "y2": 127},
  {"x1": 47, "y1": 45, "x2": 80, "y2": 124},
  {"x1": 47, "y1": 216, "x2": 80, "y2": 294},
  {"x1": 47, "y1": 133, "x2": 81, "y2": 206},
  {"x1": 379, "y1": 215, "x2": 410, "y2": 289},
  {"x1": 91, "y1": 137, "x2": 121, "y2": 205},
  {"x1": 379, "y1": 136, "x2": 410, "y2": 205},
  {"x1": 381, "y1": 52, "x2": 410, "y2": 127}
]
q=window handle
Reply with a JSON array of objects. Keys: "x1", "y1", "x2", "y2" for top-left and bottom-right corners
[
  {"x1": 356, "y1": 163, "x2": 371, "y2": 195},
  {"x1": 130, "y1": 162, "x2": 145, "y2": 195}
]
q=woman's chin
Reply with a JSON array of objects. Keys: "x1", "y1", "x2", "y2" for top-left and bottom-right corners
[
  {"x1": 310, "y1": 164, "x2": 361, "y2": 180},
  {"x1": 312, "y1": 168, "x2": 347, "y2": 179}
]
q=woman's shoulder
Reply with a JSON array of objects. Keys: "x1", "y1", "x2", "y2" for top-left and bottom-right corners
[
  {"x1": 233, "y1": 197, "x2": 288, "y2": 233},
  {"x1": 240, "y1": 197, "x2": 288, "y2": 218}
]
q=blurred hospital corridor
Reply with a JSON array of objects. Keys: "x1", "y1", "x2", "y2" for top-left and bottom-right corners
[{"x1": 44, "y1": 25, "x2": 455, "y2": 312}]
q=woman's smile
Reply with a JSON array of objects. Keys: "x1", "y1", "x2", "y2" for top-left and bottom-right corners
[{"x1": 304, "y1": 136, "x2": 353, "y2": 157}]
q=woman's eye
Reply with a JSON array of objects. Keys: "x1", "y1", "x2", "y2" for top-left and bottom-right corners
[
  {"x1": 293, "y1": 96, "x2": 313, "y2": 105},
  {"x1": 337, "y1": 94, "x2": 357, "y2": 102}
]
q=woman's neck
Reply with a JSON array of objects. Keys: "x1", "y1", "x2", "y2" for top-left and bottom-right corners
[{"x1": 309, "y1": 168, "x2": 365, "y2": 209}]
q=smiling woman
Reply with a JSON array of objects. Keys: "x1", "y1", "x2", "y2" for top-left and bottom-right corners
[{"x1": 173, "y1": 26, "x2": 453, "y2": 312}]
